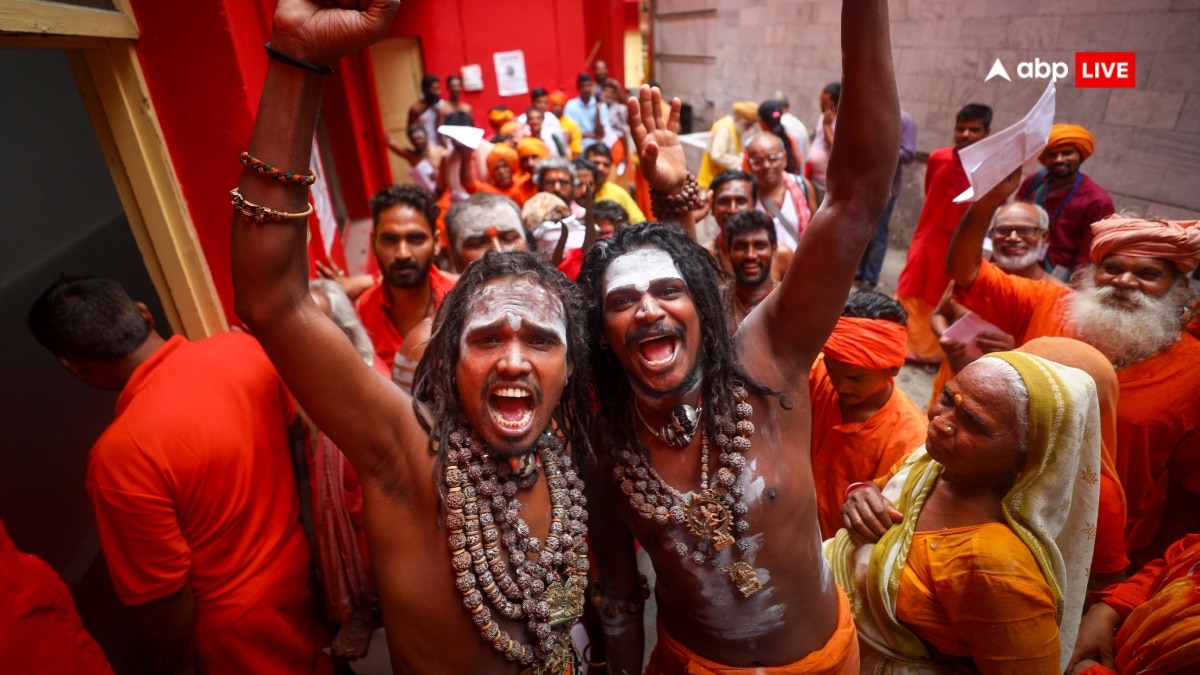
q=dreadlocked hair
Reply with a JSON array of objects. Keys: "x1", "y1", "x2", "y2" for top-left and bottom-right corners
[
  {"x1": 412, "y1": 250, "x2": 592, "y2": 504},
  {"x1": 577, "y1": 222, "x2": 787, "y2": 460}
]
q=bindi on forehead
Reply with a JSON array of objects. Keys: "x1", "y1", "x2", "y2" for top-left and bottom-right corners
[{"x1": 604, "y1": 248, "x2": 685, "y2": 297}]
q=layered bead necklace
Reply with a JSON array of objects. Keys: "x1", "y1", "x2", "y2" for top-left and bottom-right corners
[
  {"x1": 443, "y1": 428, "x2": 589, "y2": 673},
  {"x1": 612, "y1": 382, "x2": 763, "y2": 597}
]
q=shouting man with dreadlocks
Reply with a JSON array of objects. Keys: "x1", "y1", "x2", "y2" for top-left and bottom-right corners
[
  {"x1": 231, "y1": 1, "x2": 594, "y2": 673},
  {"x1": 577, "y1": 1, "x2": 900, "y2": 672}
]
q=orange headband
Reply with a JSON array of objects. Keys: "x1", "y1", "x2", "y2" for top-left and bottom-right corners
[
  {"x1": 1090, "y1": 215, "x2": 1200, "y2": 274},
  {"x1": 822, "y1": 317, "x2": 907, "y2": 370}
]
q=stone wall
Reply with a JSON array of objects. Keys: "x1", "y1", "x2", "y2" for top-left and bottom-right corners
[{"x1": 656, "y1": 0, "x2": 1200, "y2": 245}]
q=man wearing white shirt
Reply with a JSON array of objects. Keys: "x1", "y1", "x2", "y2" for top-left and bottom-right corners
[
  {"x1": 563, "y1": 73, "x2": 608, "y2": 152},
  {"x1": 519, "y1": 87, "x2": 567, "y2": 156}
]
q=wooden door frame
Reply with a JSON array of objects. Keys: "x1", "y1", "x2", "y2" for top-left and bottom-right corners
[{"x1": 1, "y1": 0, "x2": 226, "y2": 337}]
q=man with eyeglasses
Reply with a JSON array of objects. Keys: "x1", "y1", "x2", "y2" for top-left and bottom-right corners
[
  {"x1": 534, "y1": 157, "x2": 584, "y2": 218},
  {"x1": 746, "y1": 133, "x2": 817, "y2": 251}
]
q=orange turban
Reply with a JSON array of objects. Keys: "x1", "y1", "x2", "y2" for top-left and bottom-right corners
[
  {"x1": 488, "y1": 108, "x2": 514, "y2": 128},
  {"x1": 1089, "y1": 215, "x2": 1200, "y2": 273},
  {"x1": 822, "y1": 317, "x2": 907, "y2": 370},
  {"x1": 548, "y1": 91, "x2": 568, "y2": 106},
  {"x1": 487, "y1": 144, "x2": 519, "y2": 173},
  {"x1": 517, "y1": 137, "x2": 549, "y2": 159},
  {"x1": 1045, "y1": 123, "x2": 1095, "y2": 162},
  {"x1": 732, "y1": 101, "x2": 759, "y2": 122}
]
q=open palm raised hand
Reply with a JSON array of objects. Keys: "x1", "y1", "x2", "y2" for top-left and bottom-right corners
[
  {"x1": 628, "y1": 85, "x2": 688, "y2": 193},
  {"x1": 269, "y1": 0, "x2": 400, "y2": 69}
]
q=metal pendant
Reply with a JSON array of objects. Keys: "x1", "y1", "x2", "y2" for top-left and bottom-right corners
[
  {"x1": 727, "y1": 561, "x2": 763, "y2": 598},
  {"x1": 544, "y1": 575, "x2": 587, "y2": 629},
  {"x1": 531, "y1": 629, "x2": 581, "y2": 675},
  {"x1": 685, "y1": 491, "x2": 735, "y2": 551}
]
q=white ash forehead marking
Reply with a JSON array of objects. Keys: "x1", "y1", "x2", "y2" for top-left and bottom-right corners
[{"x1": 604, "y1": 248, "x2": 685, "y2": 297}]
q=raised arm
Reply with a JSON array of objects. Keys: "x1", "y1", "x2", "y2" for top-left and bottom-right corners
[
  {"x1": 745, "y1": 0, "x2": 899, "y2": 378},
  {"x1": 231, "y1": 0, "x2": 404, "y2": 475},
  {"x1": 945, "y1": 169, "x2": 1020, "y2": 290},
  {"x1": 627, "y1": 87, "x2": 697, "y2": 238}
]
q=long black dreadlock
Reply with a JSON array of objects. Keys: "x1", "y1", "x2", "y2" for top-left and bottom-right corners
[
  {"x1": 577, "y1": 222, "x2": 788, "y2": 458},
  {"x1": 412, "y1": 250, "x2": 592, "y2": 503}
]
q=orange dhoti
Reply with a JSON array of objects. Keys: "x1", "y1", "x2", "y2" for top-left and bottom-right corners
[{"x1": 644, "y1": 586, "x2": 859, "y2": 674}]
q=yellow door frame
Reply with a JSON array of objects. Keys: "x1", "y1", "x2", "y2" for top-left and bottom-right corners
[{"x1": 1, "y1": 0, "x2": 226, "y2": 338}]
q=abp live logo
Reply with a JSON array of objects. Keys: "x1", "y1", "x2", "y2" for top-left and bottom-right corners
[
  {"x1": 985, "y1": 52, "x2": 1136, "y2": 88},
  {"x1": 1075, "y1": 52, "x2": 1136, "y2": 88}
]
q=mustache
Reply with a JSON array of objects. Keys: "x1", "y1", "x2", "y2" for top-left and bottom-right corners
[
  {"x1": 389, "y1": 260, "x2": 420, "y2": 273},
  {"x1": 1095, "y1": 284, "x2": 1148, "y2": 308},
  {"x1": 625, "y1": 321, "x2": 685, "y2": 352}
]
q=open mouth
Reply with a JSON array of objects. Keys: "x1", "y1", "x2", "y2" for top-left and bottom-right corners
[
  {"x1": 489, "y1": 387, "x2": 535, "y2": 430},
  {"x1": 637, "y1": 334, "x2": 679, "y2": 368}
]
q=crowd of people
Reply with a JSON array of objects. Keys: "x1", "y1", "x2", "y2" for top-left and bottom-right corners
[{"x1": 6, "y1": 0, "x2": 1199, "y2": 674}]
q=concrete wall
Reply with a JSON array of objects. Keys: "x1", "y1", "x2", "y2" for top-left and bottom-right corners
[{"x1": 656, "y1": 0, "x2": 1200, "y2": 245}]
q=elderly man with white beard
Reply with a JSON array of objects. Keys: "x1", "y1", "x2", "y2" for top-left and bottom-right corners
[{"x1": 945, "y1": 170, "x2": 1200, "y2": 570}]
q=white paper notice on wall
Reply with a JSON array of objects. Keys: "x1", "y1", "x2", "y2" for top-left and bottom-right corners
[
  {"x1": 461, "y1": 64, "x2": 484, "y2": 92},
  {"x1": 954, "y1": 81, "x2": 1056, "y2": 203},
  {"x1": 493, "y1": 50, "x2": 528, "y2": 97}
]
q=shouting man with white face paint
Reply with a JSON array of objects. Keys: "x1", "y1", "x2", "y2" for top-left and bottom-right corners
[
  {"x1": 230, "y1": 1, "x2": 597, "y2": 672},
  {"x1": 577, "y1": 0, "x2": 901, "y2": 671}
]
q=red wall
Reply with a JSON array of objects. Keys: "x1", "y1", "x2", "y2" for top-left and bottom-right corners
[
  {"x1": 130, "y1": 0, "x2": 274, "y2": 323},
  {"x1": 130, "y1": 0, "x2": 601, "y2": 318},
  {"x1": 388, "y1": 0, "x2": 601, "y2": 117}
]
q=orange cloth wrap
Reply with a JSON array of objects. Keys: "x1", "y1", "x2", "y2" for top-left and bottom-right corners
[
  {"x1": 1088, "y1": 215, "x2": 1200, "y2": 274},
  {"x1": 822, "y1": 317, "x2": 907, "y2": 370},
  {"x1": 548, "y1": 90, "x2": 568, "y2": 106},
  {"x1": 487, "y1": 144, "x2": 519, "y2": 174},
  {"x1": 1045, "y1": 123, "x2": 1096, "y2": 161},
  {"x1": 645, "y1": 585, "x2": 859, "y2": 674},
  {"x1": 517, "y1": 137, "x2": 549, "y2": 160},
  {"x1": 487, "y1": 108, "x2": 514, "y2": 128}
]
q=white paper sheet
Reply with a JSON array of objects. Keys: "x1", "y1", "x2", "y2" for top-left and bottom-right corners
[
  {"x1": 437, "y1": 124, "x2": 484, "y2": 150},
  {"x1": 954, "y1": 82, "x2": 1057, "y2": 203},
  {"x1": 493, "y1": 50, "x2": 528, "y2": 97}
]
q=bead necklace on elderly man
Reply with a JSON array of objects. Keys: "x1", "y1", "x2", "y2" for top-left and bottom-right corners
[
  {"x1": 615, "y1": 382, "x2": 763, "y2": 597},
  {"x1": 443, "y1": 427, "x2": 589, "y2": 673}
]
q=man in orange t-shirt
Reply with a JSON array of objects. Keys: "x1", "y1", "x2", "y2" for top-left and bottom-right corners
[
  {"x1": 28, "y1": 276, "x2": 331, "y2": 675},
  {"x1": 946, "y1": 173, "x2": 1200, "y2": 567},
  {"x1": 811, "y1": 292, "x2": 927, "y2": 539},
  {"x1": 355, "y1": 184, "x2": 457, "y2": 366}
]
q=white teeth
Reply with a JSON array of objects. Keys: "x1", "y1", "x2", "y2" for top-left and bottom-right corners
[{"x1": 495, "y1": 388, "x2": 530, "y2": 398}]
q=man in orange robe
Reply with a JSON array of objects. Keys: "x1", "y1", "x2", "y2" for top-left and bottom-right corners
[
  {"x1": 894, "y1": 103, "x2": 992, "y2": 363},
  {"x1": 472, "y1": 144, "x2": 532, "y2": 206},
  {"x1": 946, "y1": 174, "x2": 1200, "y2": 566},
  {"x1": 27, "y1": 276, "x2": 331, "y2": 674},
  {"x1": 1070, "y1": 533, "x2": 1200, "y2": 674},
  {"x1": 810, "y1": 292, "x2": 927, "y2": 539},
  {"x1": 0, "y1": 517, "x2": 113, "y2": 673}
]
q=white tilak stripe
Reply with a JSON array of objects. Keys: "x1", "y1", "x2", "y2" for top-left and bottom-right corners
[{"x1": 604, "y1": 248, "x2": 684, "y2": 296}]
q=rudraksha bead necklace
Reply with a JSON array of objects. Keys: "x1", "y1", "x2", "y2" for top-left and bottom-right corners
[
  {"x1": 444, "y1": 428, "x2": 589, "y2": 671},
  {"x1": 612, "y1": 382, "x2": 763, "y2": 597}
]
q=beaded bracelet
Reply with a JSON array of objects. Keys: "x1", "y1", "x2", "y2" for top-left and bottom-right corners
[
  {"x1": 230, "y1": 188, "x2": 313, "y2": 224},
  {"x1": 239, "y1": 151, "x2": 316, "y2": 186},
  {"x1": 264, "y1": 42, "x2": 334, "y2": 76},
  {"x1": 650, "y1": 172, "x2": 705, "y2": 222}
]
